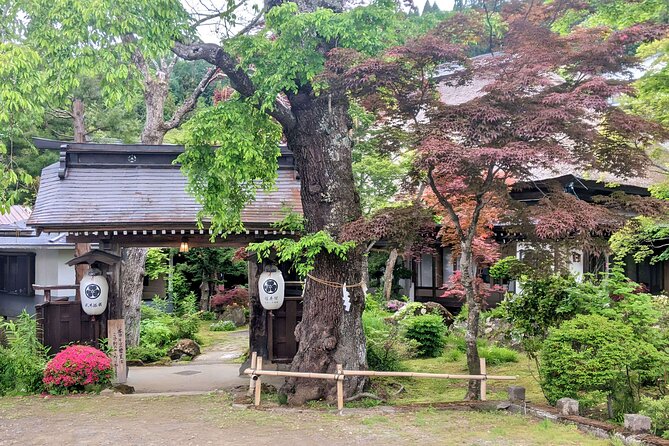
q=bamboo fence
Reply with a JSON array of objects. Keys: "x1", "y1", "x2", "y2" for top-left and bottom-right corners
[{"x1": 244, "y1": 352, "x2": 517, "y2": 411}]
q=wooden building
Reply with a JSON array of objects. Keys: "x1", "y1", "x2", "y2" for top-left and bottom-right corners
[
  {"x1": 29, "y1": 138, "x2": 303, "y2": 361},
  {"x1": 400, "y1": 170, "x2": 668, "y2": 311}
]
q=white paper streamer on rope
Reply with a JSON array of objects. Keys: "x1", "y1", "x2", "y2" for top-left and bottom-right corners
[{"x1": 342, "y1": 283, "x2": 351, "y2": 312}]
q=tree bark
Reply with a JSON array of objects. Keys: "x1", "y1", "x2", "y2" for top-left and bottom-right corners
[
  {"x1": 73, "y1": 242, "x2": 90, "y2": 292},
  {"x1": 71, "y1": 98, "x2": 91, "y2": 288},
  {"x1": 280, "y1": 91, "x2": 367, "y2": 404},
  {"x1": 141, "y1": 75, "x2": 170, "y2": 144},
  {"x1": 199, "y1": 274, "x2": 211, "y2": 312},
  {"x1": 72, "y1": 98, "x2": 86, "y2": 143},
  {"x1": 121, "y1": 92, "x2": 163, "y2": 347},
  {"x1": 382, "y1": 248, "x2": 399, "y2": 301},
  {"x1": 460, "y1": 241, "x2": 481, "y2": 400},
  {"x1": 121, "y1": 247, "x2": 148, "y2": 347}
]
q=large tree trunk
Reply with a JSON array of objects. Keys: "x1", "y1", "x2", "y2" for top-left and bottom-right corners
[
  {"x1": 460, "y1": 242, "x2": 481, "y2": 400},
  {"x1": 141, "y1": 75, "x2": 169, "y2": 145},
  {"x1": 382, "y1": 248, "x2": 399, "y2": 301},
  {"x1": 121, "y1": 247, "x2": 149, "y2": 347},
  {"x1": 71, "y1": 98, "x2": 91, "y2": 287},
  {"x1": 121, "y1": 89, "x2": 166, "y2": 347},
  {"x1": 280, "y1": 92, "x2": 367, "y2": 404}
]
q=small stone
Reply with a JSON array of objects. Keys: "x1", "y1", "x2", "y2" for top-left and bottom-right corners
[
  {"x1": 556, "y1": 398, "x2": 579, "y2": 416},
  {"x1": 99, "y1": 388, "x2": 114, "y2": 396},
  {"x1": 624, "y1": 414, "x2": 651, "y2": 434},
  {"x1": 231, "y1": 404, "x2": 249, "y2": 410},
  {"x1": 508, "y1": 386, "x2": 526, "y2": 403},
  {"x1": 496, "y1": 402, "x2": 511, "y2": 410},
  {"x1": 112, "y1": 383, "x2": 135, "y2": 394},
  {"x1": 221, "y1": 307, "x2": 247, "y2": 327},
  {"x1": 168, "y1": 339, "x2": 201, "y2": 360}
]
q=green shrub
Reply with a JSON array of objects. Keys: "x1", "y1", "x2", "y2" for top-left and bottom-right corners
[
  {"x1": 489, "y1": 256, "x2": 528, "y2": 280},
  {"x1": 173, "y1": 314, "x2": 200, "y2": 340},
  {"x1": 140, "y1": 319, "x2": 174, "y2": 347},
  {"x1": 503, "y1": 274, "x2": 589, "y2": 355},
  {"x1": 540, "y1": 314, "x2": 656, "y2": 409},
  {"x1": 210, "y1": 320, "x2": 236, "y2": 332},
  {"x1": 0, "y1": 311, "x2": 48, "y2": 395},
  {"x1": 442, "y1": 349, "x2": 462, "y2": 362},
  {"x1": 138, "y1": 306, "x2": 199, "y2": 350},
  {"x1": 640, "y1": 396, "x2": 669, "y2": 439},
  {"x1": 402, "y1": 314, "x2": 446, "y2": 358},
  {"x1": 200, "y1": 311, "x2": 216, "y2": 321},
  {"x1": 140, "y1": 303, "x2": 165, "y2": 320},
  {"x1": 479, "y1": 345, "x2": 519, "y2": 365},
  {"x1": 177, "y1": 292, "x2": 198, "y2": 316},
  {"x1": 363, "y1": 306, "x2": 415, "y2": 371},
  {"x1": 127, "y1": 345, "x2": 166, "y2": 363}
]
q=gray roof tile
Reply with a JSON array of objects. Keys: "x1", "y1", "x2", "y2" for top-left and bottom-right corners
[{"x1": 29, "y1": 163, "x2": 302, "y2": 231}]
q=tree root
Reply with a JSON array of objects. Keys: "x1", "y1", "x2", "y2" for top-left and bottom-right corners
[
  {"x1": 391, "y1": 384, "x2": 405, "y2": 396},
  {"x1": 345, "y1": 392, "x2": 386, "y2": 403}
]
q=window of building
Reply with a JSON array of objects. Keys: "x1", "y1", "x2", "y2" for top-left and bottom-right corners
[
  {"x1": 417, "y1": 254, "x2": 433, "y2": 288},
  {"x1": 0, "y1": 253, "x2": 36, "y2": 296}
]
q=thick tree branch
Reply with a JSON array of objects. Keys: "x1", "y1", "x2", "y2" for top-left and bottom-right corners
[
  {"x1": 467, "y1": 163, "x2": 496, "y2": 244},
  {"x1": 172, "y1": 41, "x2": 297, "y2": 130},
  {"x1": 427, "y1": 166, "x2": 466, "y2": 242},
  {"x1": 164, "y1": 67, "x2": 220, "y2": 131}
]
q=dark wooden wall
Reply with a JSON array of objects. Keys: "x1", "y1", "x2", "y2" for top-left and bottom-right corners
[{"x1": 36, "y1": 301, "x2": 107, "y2": 353}]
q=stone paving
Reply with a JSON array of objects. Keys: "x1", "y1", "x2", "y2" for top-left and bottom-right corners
[{"x1": 125, "y1": 329, "x2": 283, "y2": 394}]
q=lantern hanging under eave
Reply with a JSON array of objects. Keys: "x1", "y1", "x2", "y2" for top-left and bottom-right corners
[
  {"x1": 258, "y1": 269, "x2": 285, "y2": 310},
  {"x1": 80, "y1": 269, "x2": 109, "y2": 316}
]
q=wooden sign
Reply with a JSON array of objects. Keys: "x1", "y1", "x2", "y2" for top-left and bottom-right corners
[{"x1": 108, "y1": 319, "x2": 127, "y2": 384}]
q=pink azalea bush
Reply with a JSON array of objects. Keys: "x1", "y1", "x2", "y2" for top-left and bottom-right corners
[{"x1": 43, "y1": 345, "x2": 113, "y2": 393}]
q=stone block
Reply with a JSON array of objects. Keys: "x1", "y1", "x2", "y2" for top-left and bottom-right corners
[
  {"x1": 556, "y1": 398, "x2": 579, "y2": 416},
  {"x1": 624, "y1": 414, "x2": 651, "y2": 434},
  {"x1": 508, "y1": 386, "x2": 526, "y2": 402}
]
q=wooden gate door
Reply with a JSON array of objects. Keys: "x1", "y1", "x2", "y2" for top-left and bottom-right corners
[
  {"x1": 267, "y1": 297, "x2": 303, "y2": 363},
  {"x1": 36, "y1": 301, "x2": 107, "y2": 353}
]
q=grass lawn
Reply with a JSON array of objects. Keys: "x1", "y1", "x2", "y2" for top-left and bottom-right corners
[
  {"x1": 196, "y1": 320, "x2": 248, "y2": 348},
  {"x1": 383, "y1": 354, "x2": 545, "y2": 405},
  {"x1": 0, "y1": 393, "x2": 608, "y2": 445}
]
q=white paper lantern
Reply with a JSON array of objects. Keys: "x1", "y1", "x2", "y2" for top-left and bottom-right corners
[
  {"x1": 258, "y1": 270, "x2": 285, "y2": 310},
  {"x1": 80, "y1": 271, "x2": 109, "y2": 316}
]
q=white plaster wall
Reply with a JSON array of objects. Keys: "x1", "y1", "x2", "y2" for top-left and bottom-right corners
[
  {"x1": 34, "y1": 248, "x2": 76, "y2": 299},
  {"x1": 569, "y1": 249, "x2": 584, "y2": 280}
]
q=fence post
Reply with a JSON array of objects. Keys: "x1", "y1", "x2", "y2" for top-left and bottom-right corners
[
  {"x1": 248, "y1": 351, "x2": 258, "y2": 396},
  {"x1": 254, "y1": 357, "x2": 263, "y2": 407},
  {"x1": 480, "y1": 357, "x2": 487, "y2": 401},
  {"x1": 336, "y1": 364, "x2": 344, "y2": 412}
]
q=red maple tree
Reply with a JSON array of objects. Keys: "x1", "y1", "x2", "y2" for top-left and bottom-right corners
[{"x1": 344, "y1": 4, "x2": 668, "y2": 399}]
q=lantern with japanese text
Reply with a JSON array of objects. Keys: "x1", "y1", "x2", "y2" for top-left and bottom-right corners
[
  {"x1": 258, "y1": 269, "x2": 285, "y2": 310},
  {"x1": 80, "y1": 269, "x2": 109, "y2": 316}
]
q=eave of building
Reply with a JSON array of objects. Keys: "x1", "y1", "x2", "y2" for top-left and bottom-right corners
[{"x1": 28, "y1": 139, "x2": 303, "y2": 237}]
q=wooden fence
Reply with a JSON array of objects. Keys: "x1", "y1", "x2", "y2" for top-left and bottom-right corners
[{"x1": 243, "y1": 352, "x2": 517, "y2": 410}]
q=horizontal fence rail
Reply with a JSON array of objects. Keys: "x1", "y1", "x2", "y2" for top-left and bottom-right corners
[{"x1": 244, "y1": 352, "x2": 517, "y2": 410}]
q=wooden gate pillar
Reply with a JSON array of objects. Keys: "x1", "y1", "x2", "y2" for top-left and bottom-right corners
[{"x1": 105, "y1": 243, "x2": 122, "y2": 320}]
